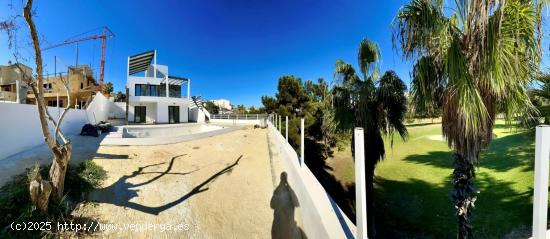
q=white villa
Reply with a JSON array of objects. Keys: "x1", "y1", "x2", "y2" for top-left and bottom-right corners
[{"x1": 126, "y1": 50, "x2": 208, "y2": 124}]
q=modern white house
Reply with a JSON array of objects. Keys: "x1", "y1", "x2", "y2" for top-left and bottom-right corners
[{"x1": 126, "y1": 50, "x2": 208, "y2": 124}]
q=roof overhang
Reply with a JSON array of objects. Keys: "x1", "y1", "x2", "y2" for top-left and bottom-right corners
[
  {"x1": 161, "y1": 75, "x2": 189, "y2": 85},
  {"x1": 128, "y1": 50, "x2": 155, "y2": 75}
]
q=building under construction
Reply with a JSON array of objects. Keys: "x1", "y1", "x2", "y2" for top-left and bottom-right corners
[{"x1": 26, "y1": 65, "x2": 99, "y2": 108}]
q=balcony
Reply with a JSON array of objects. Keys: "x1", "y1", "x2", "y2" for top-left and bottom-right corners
[{"x1": 0, "y1": 91, "x2": 17, "y2": 102}]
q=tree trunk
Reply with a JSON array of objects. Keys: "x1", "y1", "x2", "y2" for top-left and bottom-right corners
[
  {"x1": 49, "y1": 144, "x2": 71, "y2": 200},
  {"x1": 29, "y1": 179, "x2": 52, "y2": 212},
  {"x1": 451, "y1": 153, "x2": 476, "y2": 239},
  {"x1": 365, "y1": 165, "x2": 376, "y2": 238}
]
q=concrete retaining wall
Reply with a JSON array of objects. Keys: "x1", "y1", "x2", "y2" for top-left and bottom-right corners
[
  {"x1": 267, "y1": 121, "x2": 356, "y2": 239},
  {"x1": 0, "y1": 102, "x2": 88, "y2": 160}
]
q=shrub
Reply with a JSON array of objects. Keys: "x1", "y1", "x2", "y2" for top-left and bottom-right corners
[{"x1": 0, "y1": 160, "x2": 106, "y2": 238}]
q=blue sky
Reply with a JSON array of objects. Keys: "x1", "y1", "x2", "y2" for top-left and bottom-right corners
[{"x1": 5, "y1": 0, "x2": 546, "y2": 107}]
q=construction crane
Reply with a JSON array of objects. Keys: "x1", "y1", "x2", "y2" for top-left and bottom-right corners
[{"x1": 42, "y1": 26, "x2": 115, "y2": 88}]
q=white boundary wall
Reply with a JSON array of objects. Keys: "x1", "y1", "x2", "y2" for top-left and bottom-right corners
[
  {"x1": 86, "y1": 93, "x2": 111, "y2": 124},
  {"x1": 109, "y1": 102, "x2": 126, "y2": 119},
  {"x1": 0, "y1": 102, "x2": 88, "y2": 160},
  {"x1": 267, "y1": 121, "x2": 356, "y2": 239},
  {"x1": 209, "y1": 118, "x2": 262, "y2": 125}
]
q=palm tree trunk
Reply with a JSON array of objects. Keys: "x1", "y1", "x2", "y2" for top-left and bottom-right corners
[
  {"x1": 365, "y1": 165, "x2": 376, "y2": 238},
  {"x1": 451, "y1": 153, "x2": 476, "y2": 239}
]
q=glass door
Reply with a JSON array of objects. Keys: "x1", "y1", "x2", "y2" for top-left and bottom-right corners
[
  {"x1": 169, "y1": 106, "x2": 180, "y2": 124},
  {"x1": 134, "y1": 106, "x2": 146, "y2": 123}
]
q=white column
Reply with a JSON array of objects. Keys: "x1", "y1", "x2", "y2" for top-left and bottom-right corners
[
  {"x1": 187, "y1": 79, "x2": 191, "y2": 100},
  {"x1": 246, "y1": 114, "x2": 248, "y2": 120},
  {"x1": 165, "y1": 76, "x2": 169, "y2": 98},
  {"x1": 15, "y1": 79, "x2": 20, "y2": 103},
  {"x1": 354, "y1": 127, "x2": 368, "y2": 239},
  {"x1": 285, "y1": 116, "x2": 288, "y2": 142},
  {"x1": 300, "y1": 118, "x2": 304, "y2": 167},
  {"x1": 533, "y1": 125, "x2": 550, "y2": 239},
  {"x1": 154, "y1": 50, "x2": 157, "y2": 79}
]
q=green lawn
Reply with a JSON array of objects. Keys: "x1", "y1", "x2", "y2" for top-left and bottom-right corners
[{"x1": 369, "y1": 121, "x2": 535, "y2": 238}]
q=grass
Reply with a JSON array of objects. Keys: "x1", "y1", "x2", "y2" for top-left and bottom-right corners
[{"x1": 327, "y1": 120, "x2": 536, "y2": 238}]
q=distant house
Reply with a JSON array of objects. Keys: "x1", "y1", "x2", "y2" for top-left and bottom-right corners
[
  {"x1": 0, "y1": 62, "x2": 31, "y2": 103},
  {"x1": 125, "y1": 50, "x2": 195, "y2": 124},
  {"x1": 212, "y1": 99, "x2": 232, "y2": 114},
  {"x1": 26, "y1": 65, "x2": 99, "y2": 108}
]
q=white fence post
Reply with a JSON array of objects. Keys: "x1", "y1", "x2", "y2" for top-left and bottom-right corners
[
  {"x1": 300, "y1": 118, "x2": 304, "y2": 167},
  {"x1": 285, "y1": 116, "x2": 288, "y2": 142},
  {"x1": 533, "y1": 125, "x2": 550, "y2": 239},
  {"x1": 354, "y1": 127, "x2": 367, "y2": 239},
  {"x1": 278, "y1": 115, "x2": 281, "y2": 132}
]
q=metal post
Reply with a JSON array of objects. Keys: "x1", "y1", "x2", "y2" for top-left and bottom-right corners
[
  {"x1": 533, "y1": 125, "x2": 550, "y2": 239},
  {"x1": 354, "y1": 128, "x2": 367, "y2": 239},
  {"x1": 278, "y1": 115, "x2": 281, "y2": 132},
  {"x1": 285, "y1": 116, "x2": 288, "y2": 142},
  {"x1": 187, "y1": 79, "x2": 191, "y2": 100},
  {"x1": 300, "y1": 118, "x2": 304, "y2": 167},
  {"x1": 165, "y1": 76, "x2": 169, "y2": 98}
]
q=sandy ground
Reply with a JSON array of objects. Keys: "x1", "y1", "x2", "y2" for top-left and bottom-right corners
[{"x1": 73, "y1": 126, "x2": 299, "y2": 238}]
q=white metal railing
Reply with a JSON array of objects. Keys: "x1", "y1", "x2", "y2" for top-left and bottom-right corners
[{"x1": 210, "y1": 114, "x2": 268, "y2": 120}]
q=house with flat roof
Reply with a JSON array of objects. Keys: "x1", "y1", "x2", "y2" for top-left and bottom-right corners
[
  {"x1": 126, "y1": 50, "x2": 205, "y2": 124},
  {"x1": 0, "y1": 62, "x2": 31, "y2": 103}
]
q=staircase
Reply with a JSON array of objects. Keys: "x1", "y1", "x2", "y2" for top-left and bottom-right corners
[{"x1": 190, "y1": 96, "x2": 211, "y2": 122}]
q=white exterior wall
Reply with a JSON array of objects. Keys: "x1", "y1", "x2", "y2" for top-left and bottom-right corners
[
  {"x1": 110, "y1": 102, "x2": 126, "y2": 119},
  {"x1": 86, "y1": 93, "x2": 111, "y2": 124},
  {"x1": 267, "y1": 121, "x2": 356, "y2": 239},
  {"x1": 127, "y1": 74, "x2": 190, "y2": 124},
  {"x1": 0, "y1": 102, "x2": 88, "y2": 160},
  {"x1": 128, "y1": 97, "x2": 190, "y2": 123}
]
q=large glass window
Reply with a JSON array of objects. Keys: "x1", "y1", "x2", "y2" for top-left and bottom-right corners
[{"x1": 135, "y1": 84, "x2": 160, "y2": 96}]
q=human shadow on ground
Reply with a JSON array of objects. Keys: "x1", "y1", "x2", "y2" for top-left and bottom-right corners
[
  {"x1": 403, "y1": 130, "x2": 535, "y2": 172},
  {"x1": 90, "y1": 154, "x2": 242, "y2": 215},
  {"x1": 270, "y1": 172, "x2": 307, "y2": 239}
]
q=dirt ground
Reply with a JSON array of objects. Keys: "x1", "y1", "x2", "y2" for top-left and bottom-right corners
[{"x1": 74, "y1": 126, "x2": 298, "y2": 238}]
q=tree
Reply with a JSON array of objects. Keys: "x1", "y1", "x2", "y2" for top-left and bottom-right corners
[
  {"x1": 393, "y1": 0, "x2": 543, "y2": 237},
  {"x1": 102, "y1": 82, "x2": 114, "y2": 95},
  {"x1": 204, "y1": 101, "x2": 220, "y2": 114},
  {"x1": 114, "y1": 91, "x2": 125, "y2": 102},
  {"x1": 261, "y1": 96, "x2": 277, "y2": 113},
  {"x1": 0, "y1": 0, "x2": 75, "y2": 211},
  {"x1": 332, "y1": 38, "x2": 408, "y2": 237}
]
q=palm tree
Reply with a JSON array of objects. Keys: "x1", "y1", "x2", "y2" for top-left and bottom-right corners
[
  {"x1": 393, "y1": 0, "x2": 543, "y2": 237},
  {"x1": 332, "y1": 38, "x2": 408, "y2": 237}
]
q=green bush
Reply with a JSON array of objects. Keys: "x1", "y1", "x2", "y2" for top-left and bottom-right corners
[{"x1": 0, "y1": 160, "x2": 106, "y2": 238}]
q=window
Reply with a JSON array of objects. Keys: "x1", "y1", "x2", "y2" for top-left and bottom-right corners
[
  {"x1": 134, "y1": 84, "x2": 159, "y2": 96},
  {"x1": 80, "y1": 83, "x2": 83, "y2": 89}
]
